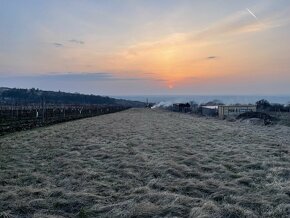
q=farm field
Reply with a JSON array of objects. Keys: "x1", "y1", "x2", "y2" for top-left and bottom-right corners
[{"x1": 0, "y1": 108, "x2": 290, "y2": 217}]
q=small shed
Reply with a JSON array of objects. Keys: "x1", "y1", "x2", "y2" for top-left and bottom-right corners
[
  {"x1": 201, "y1": 106, "x2": 218, "y2": 116},
  {"x1": 173, "y1": 103, "x2": 191, "y2": 113}
]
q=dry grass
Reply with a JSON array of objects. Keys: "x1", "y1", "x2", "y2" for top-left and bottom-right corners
[{"x1": 0, "y1": 108, "x2": 290, "y2": 217}]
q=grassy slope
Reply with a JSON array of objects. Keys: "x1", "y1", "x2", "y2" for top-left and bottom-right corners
[{"x1": 0, "y1": 108, "x2": 290, "y2": 218}]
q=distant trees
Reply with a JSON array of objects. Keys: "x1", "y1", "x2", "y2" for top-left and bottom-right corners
[
  {"x1": 204, "y1": 99, "x2": 224, "y2": 106},
  {"x1": 286, "y1": 103, "x2": 290, "y2": 112},
  {"x1": 0, "y1": 88, "x2": 116, "y2": 105},
  {"x1": 0, "y1": 88, "x2": 144, "y2": 107},
  {"x1": 271, "y1": 103, "x2": 286, "y2": 112},
  {"x1": 256, "y1": 99, "x2": 271, "y2": 111},
  {"x1": 256, "y1": 99, "x2": 290, "y2": 112}
]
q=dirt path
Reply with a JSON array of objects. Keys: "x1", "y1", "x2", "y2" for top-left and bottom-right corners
[{"x1": 1, "y1": 108, "x2": 290, "y2": 217}]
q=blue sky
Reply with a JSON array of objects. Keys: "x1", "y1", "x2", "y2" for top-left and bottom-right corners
[{"x1": 0, "y1": 0, "x2": 290, "y2": 95}]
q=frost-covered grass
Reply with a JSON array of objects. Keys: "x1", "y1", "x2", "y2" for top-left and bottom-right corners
[{"x1": 0, "y1": 108, "x2": 290, "y2": 217}]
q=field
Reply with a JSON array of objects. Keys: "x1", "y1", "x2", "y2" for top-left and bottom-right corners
[{"x1": 1, "y1": 108, "x2": 290, "y2": 217}]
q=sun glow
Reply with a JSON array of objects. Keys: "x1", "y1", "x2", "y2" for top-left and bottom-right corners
[{"x1": 24, "y1": 4, "x2": 289, "y2": 93}]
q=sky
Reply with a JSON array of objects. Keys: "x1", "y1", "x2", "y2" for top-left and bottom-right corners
[{"x1": 0, "y1": 0, "x2": 290, "y2": 95}]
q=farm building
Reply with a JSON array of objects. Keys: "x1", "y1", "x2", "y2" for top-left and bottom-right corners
[
  {"x1": 218, "y1": 105, "x2": 256, "y2": 119},
  {"x1": 201, "y1": 106, "x2": 218, "y2": 116},
  {"x1": 190, "y1": 102, "x2": 199, "y2": 113},
  {"x1": 173, "y1": 103, "x2": 191, "y2": 113}
]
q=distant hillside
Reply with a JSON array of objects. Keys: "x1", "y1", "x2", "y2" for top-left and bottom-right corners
[
  {"x1": 0, "y1": 87, "x2": 145, "y2": 107},
  {"x1": 0, "y1": 87, "x2": 10, "y2": 94}
]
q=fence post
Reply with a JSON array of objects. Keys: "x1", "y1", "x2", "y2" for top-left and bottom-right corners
[{"x1": 41, "y1": 96, "x2": 45, "y2": 123}]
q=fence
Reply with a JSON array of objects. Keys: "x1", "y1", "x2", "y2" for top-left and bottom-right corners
[{"x1": 0, "y1": 104, "x2": 130, "y2": 135}]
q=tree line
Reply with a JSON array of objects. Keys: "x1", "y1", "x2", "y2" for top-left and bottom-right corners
[
  {"x1": 256, "y1": 99, "x2": 290, "y2": 112},
  {"x1": 0, "y1": 88, "x2": 145, "y2": 107}
]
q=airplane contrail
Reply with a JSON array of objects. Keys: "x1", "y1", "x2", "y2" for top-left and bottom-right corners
[{"x1": 247, "y1": 8, "x2": 258, "y2": 20}]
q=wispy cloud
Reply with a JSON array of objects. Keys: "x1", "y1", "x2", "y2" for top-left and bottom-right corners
[
  {"x1": 53, "y1": 43, "x2": 64, "y2": 48},
  {"x1": 123, "y1": 8, "x2": 288, "y2": 56},
  {"x1": 52, "y1": 39, "x2": 85, "y2": 48},
  {"x1": 69, "y1": 39, "x2": 85, "y2": 44},
  {"x1": 0, "y1": 72, "x2": 165, "y2": 82},
  {"x1": 207, "y1": 56, "x2": 217, "y2": 60}
]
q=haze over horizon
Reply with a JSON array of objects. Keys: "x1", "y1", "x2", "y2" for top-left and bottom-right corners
[{"x1": 1, "y1": 0, "x2": 290, "y2": 95}]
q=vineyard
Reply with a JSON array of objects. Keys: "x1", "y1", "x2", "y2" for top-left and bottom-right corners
[{"x1": 0, "y1": 104, "x2": 129, "y2": 135}]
